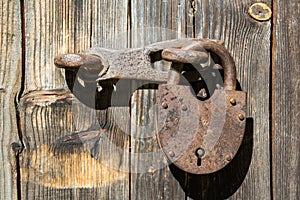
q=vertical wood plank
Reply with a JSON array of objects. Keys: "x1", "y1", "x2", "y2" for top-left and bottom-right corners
[
  {"x1": 0, "y1": 0, "x2": 22, "y2": 199},
  {"x1": 24, "y1": 0, "x2": 91, "y2": 92},
  {"x1": 130, "y1": 0, "x2": 190, "y2": 199},
  {"x1": 186, "y1": 0, "x2": 195, "y2": 37},
  {"x1": 131, "y1": 0, "x2": 188, "y2": 47},
  {"x1": 272, "y1": 0, "x2": 300, "y2": 199},
  {"x1": 91, "y1": 0, "x2": 128, "y2": 48},
  {"x1": 91, "y1": 0, "x2": 130, "y2": 199},
  {"x1": 191, "y1": 0, "x2": 272, "y2": 199},
  {"x1": 20, "y1": 0, "x2": 131, "y2": 199}
]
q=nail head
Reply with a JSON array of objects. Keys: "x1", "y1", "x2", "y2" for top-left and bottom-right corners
[{"x1": 248, "y1": 3, "x2": 272, "y2": 21}]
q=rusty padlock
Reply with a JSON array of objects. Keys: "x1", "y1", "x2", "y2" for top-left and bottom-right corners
[
  {"x1": 54, "y1": 39, "x2": 246, "y2": 174},
  {"x1": 156, "y1": 41, "x2": 246, "y2": 174}
]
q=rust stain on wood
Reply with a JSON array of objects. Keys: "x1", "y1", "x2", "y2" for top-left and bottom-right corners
[{"x1": 20, "y1": 145, "x2": 127, "y2": 188}]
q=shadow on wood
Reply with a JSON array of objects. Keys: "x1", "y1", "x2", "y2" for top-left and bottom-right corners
[
  {"x1": 169, "y1": 118, "x2": 253, "y2": 200},
  {"x1": 65, "y1": 69, "x2": 162, "y2": 110}
]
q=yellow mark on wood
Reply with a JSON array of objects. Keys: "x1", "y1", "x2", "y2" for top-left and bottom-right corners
[{"x1": 20, "y1": 145, "x2": 127, "y2": 188}]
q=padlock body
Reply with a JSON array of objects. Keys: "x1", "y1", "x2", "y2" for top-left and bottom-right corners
[{"x1": 157, "y1": 84, "x2": 246, "y2": 174}]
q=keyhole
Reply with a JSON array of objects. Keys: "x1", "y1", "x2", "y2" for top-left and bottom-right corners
[
  {"x1": 195, "y1": 148, "x2": 205, "y2": 166},
  {"x1": 197, "y1": 157, "x2": 202, "y2": 166}
]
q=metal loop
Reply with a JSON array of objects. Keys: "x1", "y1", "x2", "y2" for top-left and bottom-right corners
[{"x1": 162, "y1": 40, "x2": 236, "y2": 90}]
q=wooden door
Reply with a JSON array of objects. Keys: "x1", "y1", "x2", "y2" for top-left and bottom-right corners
[{"x1": 0, "y1": 0, "x2": 299, "y2": 199}]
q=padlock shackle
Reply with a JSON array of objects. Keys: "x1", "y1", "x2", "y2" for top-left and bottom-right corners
[{"x1": 197, "y1": 40, "x2": 237, "y2": 90}]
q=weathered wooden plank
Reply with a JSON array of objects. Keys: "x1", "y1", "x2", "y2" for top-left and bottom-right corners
[
  {"x1": 91, "y1": 0, "x2": 128, "y2": 48},
  {"x1": 0, "y1": 0, "x2": 22, "y2": 199},
  {"x1": 19, "y1": 91, "x2": 129, "y2": 199},
  {"x1": 131, "y1": 0, "x2": 189, "y2": 47},
  {"x1": 91, "y1": 0, "x2": 130, "y2": 199},
  {"x1": 272, "y1": 0, "x2": 300, "y2": 199},
  {"x1": 24, "y1": 0, "x2": 91, "y2": 92},
  {"x1": 20, "y1": 0, "x2": 131, "y2": 198},
  {"x1": 130, "y1": 0, "x2": 190, "y2": 199},
  {"x1": 190, "y1": 0, "x2": 272, "y2": 199},
  {"x1": 186, "y1": 0, "x2": 195, "y2": 37}
]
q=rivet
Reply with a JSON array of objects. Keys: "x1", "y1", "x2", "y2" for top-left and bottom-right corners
[
  {"x1": 230, "y1": 98, "x2": 237, "y2": 105},
  {"x1": 225, "y1": 155, "x2": 232, "y2": 162},
  {"x1": 238, "y1": 113, "x2": 245, "y2": 121},
  {"x1": 248, "y1": 3, "x2": 272, "y2": 21},
  {"x1": 168, "y1": 150, "x2": 175, "y2": 157},
  {"x1": 181, "y1": 104, "x2": 188, "y2": 111},
  {"x1": 162, "y1": 102, "x2": 168, "y2": 109}
]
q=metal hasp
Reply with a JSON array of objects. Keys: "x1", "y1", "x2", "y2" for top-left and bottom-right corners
[{"x1": 54, "y1": 39, "x2": 247, "y2": 175}]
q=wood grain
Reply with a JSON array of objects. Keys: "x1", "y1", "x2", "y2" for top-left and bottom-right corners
[
  {"x1": 130, "y1": 0, "x2": 190, "y2": 199},
  {"x1": 19, "y1": 91, "x2": 129, "y2": 199},
  {"x1": 24, "y1": 0, "x2": 91, "y2": 92},
  {"x1": 190, "y1": 0, "x2": 272, "y2": 199},
  {"x1": 0, "y1": 0, "x2": 22, "y2": 199},
  {"x1": 91, "y1": 0, "x2": 130, "y2": 199},
  {"x1": 12, "y1": 0, "x2": 299, "y2": 199},
  {"x1": 272, "y1": 0, "x2": 300, "y2": 199},
  {"x1": 20, "y1": 0, "x2": 130, "y2": 199},
  {"x1": 131, "y1": 0, "x2": 189, "y2": 47},
  {"x1": 91, "y1": 0, "x2": 128, "y2": 48}
]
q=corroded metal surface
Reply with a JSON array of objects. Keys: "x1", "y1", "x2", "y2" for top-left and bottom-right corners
[
  {"x1": 54, "y1": 39, "x2": 235, "y2": 88},
  {"x1": 156, "y1": 85, "x2": 246, "y2": 174}
]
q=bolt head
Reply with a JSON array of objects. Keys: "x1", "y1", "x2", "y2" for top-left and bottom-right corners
[{"x1": 181, "y1": 104, "x2": 188, "y2": 111}]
